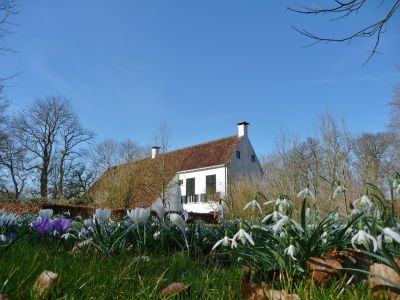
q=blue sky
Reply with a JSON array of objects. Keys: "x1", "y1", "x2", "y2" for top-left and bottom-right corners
[{"x1": 1, "y1": 1, "x2": 399, "y2": 155}]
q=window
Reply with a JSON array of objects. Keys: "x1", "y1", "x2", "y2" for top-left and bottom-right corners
[
  {"x1": 251, "y1": 154, "x2": 256, "y2": 163},
  {"x1": 186, "y1": 178, "x2": 195, "y2": 195},
  {"x1": 236, "y1": 150, "x2": 241, "y2": 159},
  {"x1": 206, "y1": 175, "x2": 216, "y2": 194}
]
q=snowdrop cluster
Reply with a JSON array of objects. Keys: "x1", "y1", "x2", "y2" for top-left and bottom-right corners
[{"x1": 0, "y1": 212, "x2": 17, "y2": 244}]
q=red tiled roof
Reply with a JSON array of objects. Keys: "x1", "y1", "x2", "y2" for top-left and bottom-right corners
[{"x1": 87, "y1": 135, "x2": 241, "y2": 208}]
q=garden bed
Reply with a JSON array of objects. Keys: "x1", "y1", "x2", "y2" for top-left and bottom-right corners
[{"x1": 0, "y1": 201, "x2": 219, "y2": 223}]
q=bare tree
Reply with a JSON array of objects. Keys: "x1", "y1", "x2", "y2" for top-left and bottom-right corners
[
  {"x1": 0, "y1": 127, "x2": 28, "y2": 199},
  {"x1": 289, "y1": 1, "x2": 400, "y2": 63},
  {"x1": 64, "y1": 161, "x2": 98, "y2": 199},
  {"x1": 353, "y1": 132, "x2": 397, "y2": 185},
  {"x1": 118, "y1": 139, "x2": 147, "y2": 163},
  {"x1": 15, "y1": 96, "x2": 74, "y2": 199},
  {"x1": 0, "y1": 0, "x2": 17, "y2": 98},
  {"x1": 53, "y1": 116, "x2": 94, "y2": 198},
  {"x1": 317, "y1": 113, "x2": 354, "y2": 195},
  {"x1": 90, "y1": 139, "x2": 121, "y2": 172},
  {"x1": 389, "y1": 84, "x2": 400, "y2": 135},
  {"x1": 153, "y1": 121, "x2": 175, "y2": 206},
  {"x1": 0, "y1": 0, "x2": 16, "y2": 51},
  {"x1": 89, "y1": 138, "x2": 147, "y2": 179}
]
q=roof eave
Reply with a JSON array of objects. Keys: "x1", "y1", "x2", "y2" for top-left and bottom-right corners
[{"x1": 177, "y1": 163, "x2": 226, "y2": 174}]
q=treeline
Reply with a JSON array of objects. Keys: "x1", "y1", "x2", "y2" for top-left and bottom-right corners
[
  {"x1": 1, "y1": 86, "x2": 399, "y2": 207},
  {"x1": 256, "y1": 87, "x2": 400, "y2": 214},
  {"x1": 224, "y1": 86, "x2": 400, "y2": 216},
  {"x1": 0, "y1": 96, "x2": 148, "y2": 201}
]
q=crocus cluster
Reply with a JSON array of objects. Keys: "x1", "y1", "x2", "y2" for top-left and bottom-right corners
[{"x1": 31, "y1": 209, "x2": 73, "y2": 238}]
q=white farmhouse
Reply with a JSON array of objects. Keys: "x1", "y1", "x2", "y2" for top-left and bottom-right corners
[
  {"x1": 176, "y1": 122, "x2": 263, "y2": 213},
  {"x1": 89, "y1": 122, "x2": 263, "y2": 214}
]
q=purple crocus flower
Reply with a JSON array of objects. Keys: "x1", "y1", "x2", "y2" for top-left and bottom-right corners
[
  {"x1": 31, "y1": 217, "x2": 54, "y2": 235},
  {"x1": 53, "y1": 218, "x2": 73, "y2": 235},
  {"x1": 8, "y1": 232, "x2": 16, "y2": 241}
]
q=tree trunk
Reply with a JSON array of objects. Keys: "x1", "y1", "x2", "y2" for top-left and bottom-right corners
[
  {"x1": 40, "y1": 155, "x2": 50, "y2": 199},
  {"x1": 57, "y1": 152, "x2": 66, "y2": 199}
]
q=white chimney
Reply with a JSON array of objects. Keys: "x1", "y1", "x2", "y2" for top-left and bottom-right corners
[
  {"x1": 237, "y1": 121, "x2": 249, "y2": 137},
  {"x1": 151, "y1": 146, "x2": 160, "y2": 159}
]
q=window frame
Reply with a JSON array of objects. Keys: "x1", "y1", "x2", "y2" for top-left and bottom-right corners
[
  {"x1": 186, "y1": 178, "x2": 195, "y2": 196},
  {"x1": 206, "y1": 174, "x2": 217, "y2": 194}
]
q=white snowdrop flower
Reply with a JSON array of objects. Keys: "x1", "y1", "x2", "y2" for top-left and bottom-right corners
[
  {"x1": 307, "y1": 224, "x2": 317, "y2": 230},
  {"x1": 377, "y1": 227, "x2": 400, "y2": 250},
  {"x1": 351, "y1": 208, "x2": 362, "y2": 216},
  {"x1": 279, "y1": 230, "x2": 287, "y2": 239},
  {"x1": 169, "y1": 213, "x2": 186, "y2": 233},
  {"x1": 297, "y1": 186, "x2": 315, "y2": 201},
  {"x1": 276, "y1": 198, "x2": 292, "y2": 213},
  {"x1": 329, "y1": 212, "x2": 340, "y2": 222},
  {"x1": 373, "y1": 208, "x2": 382, "y2": 220},
  {"x1": 321, "y1": 231, "x2": 328, "y2": 244},
  {"x1": 182, "y1": 209, "x2": 189, "y2": 222},
  {"x1": 264, "y1": 198, "x2": 292, "y2": 213},
  {"x1": 345, "y1": 227, "x2": 354, "y2": 236},
  {"x1": 230, "y1": 238, "x2": 238, "y2": 249},
  {"x1": 262, "y1": 210, "x2": 284, "y2": 223},
  {"x1": 351, "y1": 229, "x2": 378, "y2": 252},
  {"x1": 151, "y1": 199, "x2": 166, "y2": 220},
  {"x1": 243, "y1": 199, "x2": 262, "y2": 214},
  {"x1": 353, "y1": 195, "x2": 373, "y2": 211},
  {"x1": 272, "y1": 216, "x2": 303, "y2": 235},
  {"x1": 232, "y1": 228, "x2": 254, "y2": 246},
  {"x1": 333, "y1": 185, "x2": 347, "y2": 199},
  {"x1": 39, "y1": 209, "x2": 53, "y2": 220},
  {"x1": 284, "y1": 244, "x2": 297, "y2": 261},
  {"x1": 153, "y1": 231, "x2": 161, "y2": 240},
  {"x1": 127, "y1": 208, "x2": 151, "y2": 225},
  {"x1": 212, "y1": 233, "x2": 234, "y2": 251},
  {"x1": 61, "y1": 233, "x2": 74, "y2": 240},
  {"x1": 0, "y1": 234, "x2": 7, "y2": 242},
  {"x1": 95, "y1": 208, "x2": 111, "y2": 223}
]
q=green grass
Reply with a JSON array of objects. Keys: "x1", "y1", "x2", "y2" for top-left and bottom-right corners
[
  {"x1": 0, "y1": 241, "x2": 242, "y2": 299},
  {"x1": 0, "y1": 241, "x2": 375, "y2": 299}
]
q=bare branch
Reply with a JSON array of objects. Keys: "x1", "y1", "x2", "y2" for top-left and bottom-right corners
[{"x1": 289, "y1": 0, "x2": 400, "y2": 63}]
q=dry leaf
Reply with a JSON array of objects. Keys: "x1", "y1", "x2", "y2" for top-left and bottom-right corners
[
  {"x1": 160, "y1": 282, "x2": 188, "y2": 298},
  {"x1": 71, "y1": 239, "x2": 91, "y2": 254},
  {"x1": 307, "y1": 257, "x2": 342, "y2": 284},
  {"x1": 264, "y1": 288, "x2": 300, "y2": 300},
  {"x1": 369, "y1": 263, "x2": 400, "y2": 300},
  {"x1": 242, "y1": 282, "x2": 266, "y2": 300},
  {"x1": 242, "y1": 282, "x2": 299, "y2": 300},
  {"x1": 141, "y1": 255, "x2": 150, "y2": 262},
  {"x1": 0, "y1": 293, "x2": 10, "y2": 300},
  {"x1": 32, "y1": 270, "x2": 58, "y2": 296}
]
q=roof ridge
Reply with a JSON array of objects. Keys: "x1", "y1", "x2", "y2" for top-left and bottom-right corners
[
  {"x1": 165, "y1": 134, "x2": 239, "y2": 154},
  {"x1": 115, "y1": 134, "x2": 241, "y2": 169}
]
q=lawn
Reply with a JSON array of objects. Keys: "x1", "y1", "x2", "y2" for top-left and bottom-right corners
[
  {"x1": 0, "y1": 240, "x2": 374, "y2": 299},
  {"x1": 0, "y1": 240, "x2": 242, "y2": 299}
]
